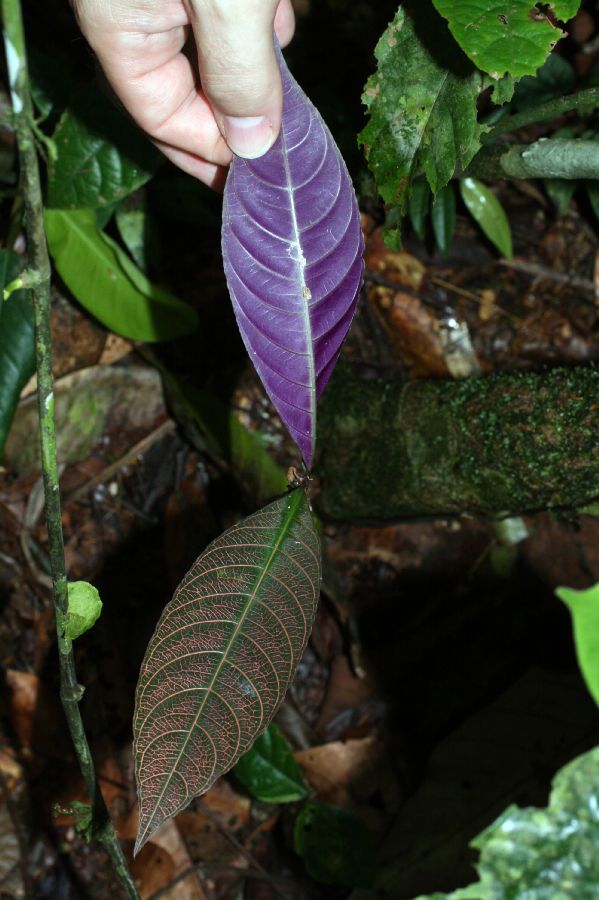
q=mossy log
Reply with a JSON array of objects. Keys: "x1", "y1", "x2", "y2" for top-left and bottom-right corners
[{"x1": 316, "y1": 366, "x2": 599, "y2": 520}]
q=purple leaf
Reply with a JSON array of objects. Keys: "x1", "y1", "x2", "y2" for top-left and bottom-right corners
[{"x1": 222, "y1": 47, "x2": 364, "y2": 468}]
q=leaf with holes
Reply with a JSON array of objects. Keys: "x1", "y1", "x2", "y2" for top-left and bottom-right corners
[
  {"x1": 222, "y1": 46, "x2": 364, "y2": 469},
  {"x1": 431, "y1": 0, "x2": 581, "y2": 78},
  {"x1": 359, "y1": 6, "x2": 484, "y2": 223},
  {"x1": 133, "y1": 489, "x2": 321, "y2": 852},
  {"x1": 47, "y1": 84, "x2": 160, "y2": 210}
]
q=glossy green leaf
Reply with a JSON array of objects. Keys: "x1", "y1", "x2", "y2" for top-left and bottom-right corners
[
  {"x1": 414, "y1": 744, "x2": 599, "y2": 899},
  {"x1": 45, "y1": 209, "x2": 197, "y2": 342},
  {"x1": 431, "y1": 1, "x2": 580, "y2": 78},
  {"x1": 460, "y1": 178, "x2": 513, "y2": 258},
  {"x1": 0, "y1": 251, "x2": 34, "y2": 458},
  {"x1": 294, "y1": 801, "x2": 375, "y2": 888},
  {"x1": 359, "y1": 6, "x2": 484, "y2": 217},
  {"x1": 133, "y1": 490, "x2": 321, "y2": 853},
  {"x1": 234, "y1": 723, "x2": 308, "y2": 803},
  {"x1": 65, "y1": 581, "x2": 103, "y2": 640},
  {"x1": 431, "y1": 184, "x2": 456, "y2": 255},
  {"x1": 47, "y1": 86, "x2": 160, "y2": 209},
  {"x1": 556, "y1": 583, "x2": 599, "y2": 707},
  {"x1": 409, "y1": 179, "x2": 432, "y2": 240}
]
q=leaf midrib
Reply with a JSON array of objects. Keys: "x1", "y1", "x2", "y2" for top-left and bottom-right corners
[
  {"x1": 138, "y1": 489, "x2": 306, "y2": 846},
  {"x1": 280, "y1": 118, "x2": 316, "y2": 463}
]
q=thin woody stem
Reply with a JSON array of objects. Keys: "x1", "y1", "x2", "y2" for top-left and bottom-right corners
[
  {"x1": 482, "y1": 86, "x2": 599, "y2": 143},
  {"x1": 0, "y1": 2, "x2": 139, "y2": 896}
]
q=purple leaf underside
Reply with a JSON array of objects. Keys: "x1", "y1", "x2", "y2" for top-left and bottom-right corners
[{"x1": 222, "y1": 48, "x2": 364, "y2": 468}]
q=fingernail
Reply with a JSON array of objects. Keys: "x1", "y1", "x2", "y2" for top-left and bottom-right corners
[{"x1": 222, "y1": 115, "x2": 274, "y2": 159}]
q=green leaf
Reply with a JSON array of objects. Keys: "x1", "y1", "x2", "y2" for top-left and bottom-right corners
[
  {"x1": 460, "y1": 178, "x2": 513, "y2": 258},
  {"x1": 65, "y1": 581, "x2": 103, "y2": 640},
  {"x1": 234, "y1": 723, "x2": 308, "y2": 803},
  {"x1": 414, "y1": 744, "x2": 599, "y2": 898},
  {"x1": 512, "y1": 54, "x2": 576, "y2": 111},
  {"x1": 409, "y1": 179, "x2": 432, "y2": 240},
  {"x1": 359, "y1": 5, "x2": 484, "y2": 218},
  {"x1": 133, "y1": 490, "x2": 321, "y2": 853},
  {"x1": 486, "y1": 73, "x2": 516, "y2": 105},
  {"x1": 431, "y1": 184, "x2": 456, "y2": 255},
  {"x1": 141, "y1": 353, "x2": 288, "y2": 506},
  {"x1": 0, "y1": 251, "x2": 35, "y2": 457},
  {"x1": 167, "y1": 378, "x2": 288, "y2": 506},
  {"x1": 44, "y1": 209, "x2": 197, "y2": 342},
  {"x1": 47, "y1": 86, "x2": 161, "y2": 209},
  {"x1": 430, "y1": 1, "x2": 581, "y2": 78},
  {"x1": 148, "y1": 172, "x2": 221, "y2": 227},
  {"x1": 556, "y1": 583, "x2": 599, "y2": 707},
  {"x1": 94, "y1": 204, "x2": 118, "y2": 231},
  {"x1": 294, "y1": 801, "x2": 375, "y2": 888},
  {"x1": 116, "y1": 205, "x2": 161, "y2": 274},
  {"x1": 544, "y1": 178, "x2": 577, "y2": 214}
]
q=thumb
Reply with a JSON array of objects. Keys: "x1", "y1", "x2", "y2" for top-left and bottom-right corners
[{"x1": 190, "y1": 0, "x2": 294, "y2": 159}]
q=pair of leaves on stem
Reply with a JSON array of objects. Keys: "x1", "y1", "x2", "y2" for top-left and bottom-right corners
[
  {"x1": 134, "y1": 47, "x2": 358, "y2": 848},
  {"x1": 235, "y1": 726, "x2": 375, "y2": 889}
]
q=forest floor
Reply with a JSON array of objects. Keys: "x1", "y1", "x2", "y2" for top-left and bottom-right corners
[{"x1": 1, "y1": 183, "x2": 598, "y2": 899}]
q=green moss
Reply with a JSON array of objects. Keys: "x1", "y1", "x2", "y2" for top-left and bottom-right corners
[{"x1": 317, "y1": 366, "x2": 599, "y2": 519}]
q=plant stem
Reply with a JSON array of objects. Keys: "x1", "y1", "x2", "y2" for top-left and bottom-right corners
[
  {"x1": 1, "y1": 3, "x2": 139, "y2": 897},
  {"x1": 482, "y1": 86, "x2": 599, "y2": 143},
  {"x1": 464, "y1": 138, "x2": 599, "y2": 180}
]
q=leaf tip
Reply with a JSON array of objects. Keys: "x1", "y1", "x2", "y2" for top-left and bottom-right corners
[{"x1": 133, "y1": 812, "x2": 157, "y2": 858}]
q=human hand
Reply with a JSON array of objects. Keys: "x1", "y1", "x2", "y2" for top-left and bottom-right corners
[{"x1": 72, "y1": 0, "x2": 295, "y2": 189}]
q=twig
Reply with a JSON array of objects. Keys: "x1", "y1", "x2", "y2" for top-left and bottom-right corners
[
  {"x1": 195, "y1": 800, "x2": 289, "y2": 900},
  {"x1": 482, "y1": 86, "x2": 599, "y2": 143},
  {"x1": 496, "y1": 258, "x2": 596, "y2": 294},
  {"x1": 0, "y1": 4, "x2": 140, "y2": 898},
  {"x1": 66, "y1": 419, "x2": 176, "y2": 505},
  {"x1": 147, "y1": 863, "x2": 294, "y2": 900}
]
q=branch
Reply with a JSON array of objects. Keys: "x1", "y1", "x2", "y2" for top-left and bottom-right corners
[
  {"x1": 0, "y1": 4, "x2": 139, "y2": 897},
  {"x1": 317, "y1": 366, "x2": 599, "y2": 520},
  {"x1": 482, "y1": 87, "x2": 599, "y2": 143},
  {"x1": 465, "y1": 138, "x2": 599, "y2": 181}
]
